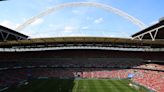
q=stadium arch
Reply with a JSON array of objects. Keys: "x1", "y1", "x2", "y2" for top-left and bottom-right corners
[{"x1": 16, "y1": 2, "x2": 146, "y2": 31}]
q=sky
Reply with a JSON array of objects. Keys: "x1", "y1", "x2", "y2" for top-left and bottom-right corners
[{"x1": 0, "y1": 0, "x2": 163, "y2": 38}]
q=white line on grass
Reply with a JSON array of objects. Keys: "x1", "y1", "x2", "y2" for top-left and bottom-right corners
[{"x1": 73, "y1": 80, "x2": 79, "y2": 92}]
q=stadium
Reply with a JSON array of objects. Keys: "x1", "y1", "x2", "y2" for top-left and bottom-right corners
[{"x1": 0, "y1": 1, "x2": 164, "y2": 92}]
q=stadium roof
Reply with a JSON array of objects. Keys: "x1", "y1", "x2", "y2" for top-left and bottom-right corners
[
  {"x1": 0, "y1": 37, "x2": 164, "y2": 48},
  {"x1": 132, "y1": 18, "x2": 164, "y2": 41},
  {"x1": 0, "y1": 25, "x2": 28, "y2": 41}
]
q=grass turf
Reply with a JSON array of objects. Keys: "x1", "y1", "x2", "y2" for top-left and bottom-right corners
[{"x1": 4, "y1": 79, "x2": 146, "y2": 92}]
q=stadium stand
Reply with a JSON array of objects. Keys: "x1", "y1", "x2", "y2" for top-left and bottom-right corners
[
  {"x1": 0, "y1": 22, "x2": 163, "y2": 92},
  {"x1": 0, "y1": 50, "x2": 163, "y2": 92}
]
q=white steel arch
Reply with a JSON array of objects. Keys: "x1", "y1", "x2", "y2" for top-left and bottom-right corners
[{"x1": 16, "y1": 2, "x2": 146, "y2": 31}]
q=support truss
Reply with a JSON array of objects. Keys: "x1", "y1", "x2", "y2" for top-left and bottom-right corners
[
  {"x1": 132, "y1": 25, "x2": 164, "y2": 41},
  {"x1": 0, "y1": 29, "x2": 27, "y2": 41}
]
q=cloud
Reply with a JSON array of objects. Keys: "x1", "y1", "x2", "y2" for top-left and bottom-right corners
[
  {"x1": 64, "y1": 26, "x2": 76, "y2": 33},
  {"x1": 81, "y1": 26, "x2": 89, "y2": 30},
  {"x1": 72, "y1": 9, "x2": 88, "y2": 15},
  {"x1": 72, "y1": 10, "x2": 81, "y2": 14},
  {"x1": 47, "y1": 0, "x2": 54, "y2": 2},
  {"x1": 68, "y1": 33, "x2": 86, "y2": 36},
  {"x1": 94, "y1": 17, "x2": 104, "y2": 24},
  {"x1": 31, "y1": 18, "x2": 44, "y2": 26},
  {"x1": 86, "y1": 16, "x2": 94, "y2": 20},
  {"x1": 103, "y1": 32, "x2": 129, "y2": 38},
  {"x1": 149, "y1": 20, "x2": 158, "y2": 26},
  {"x1": 85, "y1": 0, "x2": 100, "y2": 2},
  {"x1": 0, "y1": 20, "x2": 20, "y2": 29}
]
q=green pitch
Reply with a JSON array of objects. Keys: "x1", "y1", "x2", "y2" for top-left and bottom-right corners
[{"x1": 4, "y1": 79, "x2": 148, "y2": 92}]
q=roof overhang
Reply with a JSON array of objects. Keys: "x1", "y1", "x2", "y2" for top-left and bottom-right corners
[
  {"x1": 0, "y1": 37, "x2": 164, "y2": 48},
  {"x1": 132, "y1": 19, "x2": 164, "y2": 41},
  {"x1": 0, "y1": 25, "x2": 28, "y2": 41}
]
